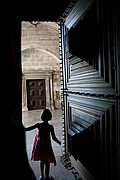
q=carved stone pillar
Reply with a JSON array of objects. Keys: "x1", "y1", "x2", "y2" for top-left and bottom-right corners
[
  {"x1": 46, "y1": 76, "x2": 50, "y2": 108},
  {"x1": 22, "y1": 76, "x2": 28, "y2": 111},
  {"x1": 50, "y1": 76, "x2": 54, "y2": 109}
]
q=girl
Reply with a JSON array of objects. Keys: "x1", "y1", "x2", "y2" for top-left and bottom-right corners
[{"x1": 24, "y1": 109, "x2": 61, "y2": 180}]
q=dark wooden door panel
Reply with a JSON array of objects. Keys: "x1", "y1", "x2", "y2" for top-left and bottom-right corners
[{"x1": 27, "y1": 79, "x2": 46, "y2": 110}]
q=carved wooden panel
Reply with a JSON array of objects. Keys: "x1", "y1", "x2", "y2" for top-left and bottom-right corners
[
  {"x1": 60, "y1": 0, "x2": 120, "y2": 180},
  {"x1": 64, "y1": 49, "x2": 120, "y2": 180},
  {"x1": 27, "y1": 79, "x2": 46, "y2": 110}
]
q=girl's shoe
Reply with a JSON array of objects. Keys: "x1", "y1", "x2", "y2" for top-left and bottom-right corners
[
  {"x1": 48, "y1": 175, "x2": 54, "y2": 180},
  {"x1": 39, "y1": 176, "x2": 44, "y2": 180}
]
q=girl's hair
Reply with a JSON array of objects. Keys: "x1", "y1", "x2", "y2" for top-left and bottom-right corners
[{"x1": 41, "y1": 108, "x2": 52, "y2": 121}]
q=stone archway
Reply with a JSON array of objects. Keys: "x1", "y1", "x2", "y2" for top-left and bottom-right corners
[{"x1": 22, "y1": 70, "x2": 54, "y2": 111}]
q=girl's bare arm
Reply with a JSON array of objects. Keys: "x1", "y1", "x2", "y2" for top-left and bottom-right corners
[
  {"x1": 24, "y1": 123, "x2": 38, "y2": 131},
  {"x1": 50, "y1": 125, "x2": 61, "y2": 145}
]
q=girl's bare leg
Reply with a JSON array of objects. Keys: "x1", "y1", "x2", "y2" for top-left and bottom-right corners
[
  {"x1": 40, "y1": 161, "x2": 44, "y2": 178},
  {"x1": 45, "y1": 164, "x2": 50, "y2": 180}
]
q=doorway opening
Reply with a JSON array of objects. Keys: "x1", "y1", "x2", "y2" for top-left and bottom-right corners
[
  {"x1": 21, "y1": 21, "x2": 64, "y2": 179},
  {"x1": 21, "y1": 21, "x2": 62, "y2": 111}
]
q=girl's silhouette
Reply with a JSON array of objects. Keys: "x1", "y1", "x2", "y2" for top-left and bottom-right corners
[{"x1": 24, "y1": 108, "x2": 61, "y2": 180}]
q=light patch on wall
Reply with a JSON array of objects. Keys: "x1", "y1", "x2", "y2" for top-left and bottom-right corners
[{"x1": 55, "y1": 91, "x2": 60, "y2": 100}]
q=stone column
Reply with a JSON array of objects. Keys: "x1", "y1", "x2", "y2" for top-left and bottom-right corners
[
  {"x1": 46, "y1": 76, "x2": 50, "y2": 108},
  {"x1": 22, "y1": 76, "x2": 28, "y2": 111},
  {"x1": 50, "y1": 76, "x2": 54, "y2": 109}
]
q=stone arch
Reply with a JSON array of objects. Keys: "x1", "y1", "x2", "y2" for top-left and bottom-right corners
[{"x1": 22, "y1": 45, "x2": 60, "y2": 62}]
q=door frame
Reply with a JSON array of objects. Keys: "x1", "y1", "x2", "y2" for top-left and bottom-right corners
[{"x1": 22, "y1": 70, "x2": 54, "y2": 111}]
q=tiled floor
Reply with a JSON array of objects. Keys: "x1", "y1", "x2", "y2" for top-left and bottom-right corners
[{"x1": 22, "y1": 109, "x2": 75, "y2": 180}]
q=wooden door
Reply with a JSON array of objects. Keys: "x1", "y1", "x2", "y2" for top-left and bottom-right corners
[
  {"x1": 60, "y1": 0, "x2": 120, "y2": 180},
  {"x1": 27, "y1": 79, "x2": 46, "y2": 110}
]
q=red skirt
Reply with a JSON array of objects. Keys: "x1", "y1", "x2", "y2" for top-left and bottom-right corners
[
  {"x1": 31, "y1": 133, "x2": 41, "y2": 160},
  {"x1": 31, "y1": 133, "x2": 56, "y2": 165}
]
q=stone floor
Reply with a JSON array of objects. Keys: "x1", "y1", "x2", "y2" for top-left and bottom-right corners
[{"x1": 22, "y1": 109, "x2": 76, "y2": 180}]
